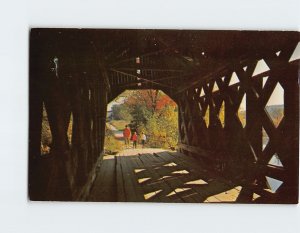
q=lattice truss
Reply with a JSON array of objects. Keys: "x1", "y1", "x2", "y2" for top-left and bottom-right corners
[
  {"x1": 29, "y1": 29, "x2": 299, "y2": 202},
  {"x1": 30, "y1": 34, "x2": 109, "y2": 200},
  {"x1": 178, "y1": 42, "x2": 300, "y2": 202}
]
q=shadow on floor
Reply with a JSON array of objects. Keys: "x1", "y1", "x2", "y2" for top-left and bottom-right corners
[{"x1": 88, "y1": 150, "x2": 272, "y2": 203}]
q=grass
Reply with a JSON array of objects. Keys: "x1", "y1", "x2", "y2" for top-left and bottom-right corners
[{"x1": 104, "y1": 130, "x2": 124, "y2": 154}]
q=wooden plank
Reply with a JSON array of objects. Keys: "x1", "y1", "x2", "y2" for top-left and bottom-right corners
[
  {"x1": 178, "y1": 143, "x2": 214, "y2": 160},
  {"x1": 167, "y1": 150, "x2": 237, "y2": 182},
  {"x1": 116, "y1": 155, "x2": 126, "y2": 201},
  {"x1": 169, "y1": 150, "x2": 225, "y2": 182},
  {"x1": 154, "y1": 151, "x2": 207, "y2": 183},
  {"x1": 204, "y1": 196, "x2": 222, "y2": 203},
  {"x1": 152, "y1": 151, "x2": 214, "y2": 202},
  {"x1": 138, "y1": 153, "x2": 183, "y2": 203},
  {"x1": 143, "y1": 152, "x2": 200, "y2": 203},
  {"x1": 155, "y1": 151, "x2": 241, "y2": 202},
  {"x1": 139, "y1": 154, "x2": 183, "y2": 202},
  {"x1": 209, "y1": 186, "x2": 241, "y2": 202},
  {"x1": 115, "y1": 149, "x2": 241, "y2": 203},
  {"x1": 128, "y1": 155, "x2": 160, "y2": 202},
  {"x1": 88, "y1": 155, "x2": 117, "y2": 202},
  {"x1": 130, "y1": 154, "x2": 176, "y2": 202},
  {"x1": 161, "y1": 151, "x2": 210, "y2": 176},
  {"x1": 118, "y1": 154, "x2": 145, "y2": 202}
]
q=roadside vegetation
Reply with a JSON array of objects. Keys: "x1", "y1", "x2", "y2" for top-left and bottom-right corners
[
  {"x1": 110, "y1": 90, "x2": 179, "y2": 150},
  {"x1": 104, "y1": 128, "x2": 124, "y2": 154}
]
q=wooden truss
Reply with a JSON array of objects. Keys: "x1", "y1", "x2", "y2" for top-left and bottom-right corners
[{"x1": 29, "y1": 29, "x2": 299, "y2": 202}]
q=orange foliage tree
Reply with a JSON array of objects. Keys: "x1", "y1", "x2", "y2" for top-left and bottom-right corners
[{"x1": 121, "y1": 90, "x2": 178, "y2": 148}]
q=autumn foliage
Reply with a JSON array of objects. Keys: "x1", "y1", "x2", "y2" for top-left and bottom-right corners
[{"x1": 112, "y1": 90, "x2": 178, "y2": 149}]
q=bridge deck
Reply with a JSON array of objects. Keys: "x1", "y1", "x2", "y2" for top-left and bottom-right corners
[{"x1": 88, "y1": 148, "x2": 251, "y2": 203}]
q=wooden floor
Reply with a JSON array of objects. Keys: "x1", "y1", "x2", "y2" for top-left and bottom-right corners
[{"x1": 88, "y1": 148, "x2": 258, "y2": 203}]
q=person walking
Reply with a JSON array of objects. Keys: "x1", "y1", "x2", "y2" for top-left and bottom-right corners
[
  {"x1": 132, "y1": 132, "x2": 138, "y2": 149},
  {"x1": 123, "y1": 125, "x2": 131, "y2": 148},
  {"x1": 141, "y1": 132, "x2": 146, "y2": 148}
]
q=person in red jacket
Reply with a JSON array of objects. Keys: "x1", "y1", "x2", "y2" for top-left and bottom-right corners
[
  {"x1": 123, "y1": 125, "x2": 131, "y2": 148},
  {"x1": 132, "y1": 132, "x2": 138, "y2": 149}
]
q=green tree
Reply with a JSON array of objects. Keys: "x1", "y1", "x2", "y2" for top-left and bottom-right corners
[
  {"x1": 108, "y1": 89, "x2": 179, "y2": 149},
  {"x1": 112, "y1": 104, "x2": 132, "y2": 121}
]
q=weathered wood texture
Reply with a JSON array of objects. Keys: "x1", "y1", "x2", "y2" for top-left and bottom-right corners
[
  {"x1": 177, "y1": 42, "x2": 299, "y2": 203},
  {"x1": 29, "y1": 30, "x2": 108, "y2": 200},
  {"x1": 88, "y1": 155, "x2": 117, "y2": 202},
  {"x1": 29, "y1": 29, "x2": 299, "y2": 202},
  {"x1": 94, "y1": 149, "x2": 246, "y2": 203}
]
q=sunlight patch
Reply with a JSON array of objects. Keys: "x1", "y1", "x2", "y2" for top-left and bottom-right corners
[
  {"x1": 144, "y1": 189, "x2": 162, "y2": 200},
  {"x1": 158, "y1": 175, "x2": 172, "y2": 180},
  {"x1": 212, "y1": 187, "x2": 240, "y2": 202},
  {"x1": 67, "y1": 113, "x2": 73, "y2": 146},
  {"x1": 41, "y1": 103, "x2": 52, "y2": 155},
  {"x1": 138, "y1": 177, "x2": 151, "y2": 184},
  {"x1": 204, "y1": 196, "x2": 220, "y2": 203},
  {"x1": 134, "y1": 168, "x2": 146, "y2": 174},
  {"x1": 163, "y1": 162, "x2": 177, "y2": 167},
  {"x1": 166, "y1": 188, "x2": 191, "y2": 197},
  {"x1": 185, "y1": 179, "x2": 208, "y2": 185},
  {"x1": 204, "y1": 105, "x2": 210, "y2": 127},
  {"x1": 172, "y1": 170, "x2": 189, "y2": 175},
  {"x1": 219, "y1": 101, "x2": 225, "y2": 128},
  {"x1": 252, "y1": 193, "x2": 261, "y2": 201},
  {"x1": 233, "y1": 186, "x2": 242, "y2": 192}
]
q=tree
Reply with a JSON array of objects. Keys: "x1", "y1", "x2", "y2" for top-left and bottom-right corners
[
  {"x1": 121, "y1": 90, "x2": 179, "y2": 149},
  {"x1": 111, "y1": 104, "x2": 132, "y2": 121}
]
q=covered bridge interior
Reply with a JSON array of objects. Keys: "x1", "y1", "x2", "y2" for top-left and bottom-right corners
[{"x1": 29, "y1": 29, "x2": 299, "y2": 203}]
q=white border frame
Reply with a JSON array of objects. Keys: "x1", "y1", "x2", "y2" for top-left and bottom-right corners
[{"x1": 0, "y1": 1, "x2": 299, "y2": 232}]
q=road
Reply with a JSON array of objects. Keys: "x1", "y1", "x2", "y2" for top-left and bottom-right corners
[{"x1": 106, "y1": 122, "x2": 124, "y2": 139}]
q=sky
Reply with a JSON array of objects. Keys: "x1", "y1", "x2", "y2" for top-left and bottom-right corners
[{"x1": 107, "y1": 96, "x2": 126, "y2": 111}]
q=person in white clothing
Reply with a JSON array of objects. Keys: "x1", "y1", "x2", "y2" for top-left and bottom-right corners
[{"x1": 141, "y1": 132, "x2": 146, "y2": 148}]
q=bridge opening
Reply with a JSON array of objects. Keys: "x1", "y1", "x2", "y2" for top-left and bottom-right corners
[
  {"x1": 105, "y1": 89, "x2": 178, "y2": 154},
  {"x1": 40, "y1": 104, "x2": 73, "y2": 156}
]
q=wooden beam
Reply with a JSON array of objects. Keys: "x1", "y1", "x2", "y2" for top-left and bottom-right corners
[
  {"x1": 90, "y1": 41, "x2": 111, "y2": 93},
  {"x1": 110, "y1": 69, "x2": 176, "y2": 89},
  {"x1": 178, "y1": 143, "x2": 214, "y2": 160},
  {"x1": 174, "y1": 55, "x2": 257, "y2": 95},
  {"x1": 115, "y1": 67, "x2": 184, "y2": 73},
  {"x1": 110, "y1": 48, "x2": 170, "y2": 67}
]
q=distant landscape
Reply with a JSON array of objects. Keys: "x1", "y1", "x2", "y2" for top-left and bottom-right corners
[
  {"x1": 239, "y1": 104, "x2": 283, "y2": 127},
  {"x1": 40, "y1": 99, "x2": 284, "y2": 156},
  {"x1": 265, "y1": 105, "x2": 284, "y2": 126}
]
